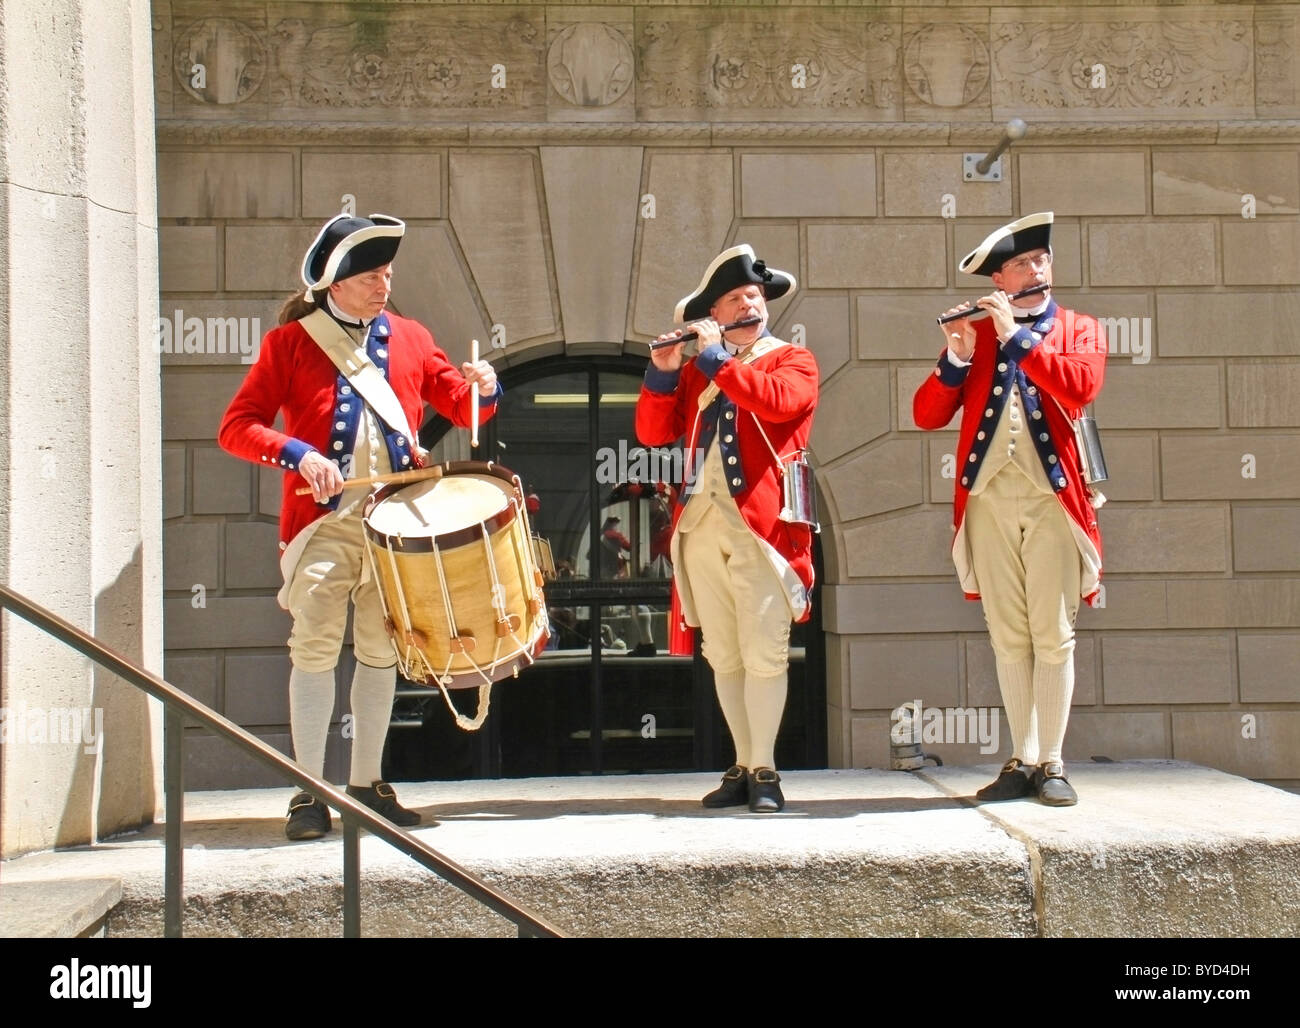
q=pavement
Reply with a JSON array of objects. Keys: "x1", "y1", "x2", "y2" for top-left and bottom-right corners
[{"x1": 3, "y1": 760, "x2": 1298, "y2": 938}]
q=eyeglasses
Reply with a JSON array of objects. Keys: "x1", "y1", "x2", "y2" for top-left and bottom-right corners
[{"x1": 1003, "y1": 252, "x2": 1053, "y2": 273}]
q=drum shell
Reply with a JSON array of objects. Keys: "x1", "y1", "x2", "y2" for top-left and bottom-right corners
[{"x1": 363, "y1": 462, "x2": 549, "y2": 688}]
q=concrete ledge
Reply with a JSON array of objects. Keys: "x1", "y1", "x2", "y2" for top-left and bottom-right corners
[
  {"x1": 0, "y1": 878, "x2": 122, "y2": 938},
  {"x1": 2, "y1": 762, "x2": 1297, "y2": 937}
]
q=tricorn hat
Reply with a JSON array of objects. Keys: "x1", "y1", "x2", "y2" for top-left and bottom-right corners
[
  {"x1": 674, "y1": 244, "x2": 796, "y2": 324},
  {"x1": 959, "y1": 211, "x2": 1053, "y2": 277},
  {"x1": 301, "y1": 213, "x2": 406, "y2": 298}
]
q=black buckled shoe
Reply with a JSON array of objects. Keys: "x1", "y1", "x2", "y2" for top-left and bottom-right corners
[
  {"x1": 975, "y1": 759, "x2": 1035, "y2": 802},
  {"x1": 1035, "y1": 762, "x2": 1078, "y2": 807},
  {"x1": 346, "y1": 781, "x2": 424, "y2": 827},
  {"x1": 748, "y1": 768, "x2": 785, "y2": 813},
  {"x1": 701, "y1": 765, "x2": 749, "y2": 808},
  {"x1": 285, "y1": 792, "x2": 332, "y2": 841}
]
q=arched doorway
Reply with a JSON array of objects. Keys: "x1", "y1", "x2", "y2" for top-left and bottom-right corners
[{"x1": 385, "y1": 355, "x2": 826, "y2": 780}]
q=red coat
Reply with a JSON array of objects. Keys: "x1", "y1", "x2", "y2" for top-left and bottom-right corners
[
  {"x1": 636, "y1": 338, "x2": 819, "y2": 648},
  {"x1": 219, "y1": 311, "x2": 496, "y2": 553},
  {"x1": 913, "y1": 300, "x2": 1105, "y2": 602}
]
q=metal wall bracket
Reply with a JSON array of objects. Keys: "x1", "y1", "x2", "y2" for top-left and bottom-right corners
[{"x1": 964, "y1": 153, "x2": 1003, "y2": 181}]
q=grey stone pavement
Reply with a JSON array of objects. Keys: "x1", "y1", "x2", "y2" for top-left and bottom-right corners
[{"x1": 3, "y1": 760, "x2": 1298, "y2": 938}]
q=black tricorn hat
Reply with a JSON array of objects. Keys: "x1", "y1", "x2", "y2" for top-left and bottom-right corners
[
  {"x1": 959, "y1": 211, "x2": 1054, "y2": 277},
  {"x1": 300, "y1": 213, "x2": 405, "y2": 298},
  {"x1": 674, "y1": 244, "x2": 796, "y2": 323}
]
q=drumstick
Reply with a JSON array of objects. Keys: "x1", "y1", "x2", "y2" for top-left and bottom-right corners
[
  {"x1": 294, "y1": 464, "x2": 444, "y2": 496},
  {"x1": 470, "y1": 339, "x2": 479, "y2": 449}
]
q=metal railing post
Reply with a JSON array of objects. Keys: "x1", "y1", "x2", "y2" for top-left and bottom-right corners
[
  {"x1": 164, "y1": 705, "x2": 185, "y2": 938},
  {"x1": 343, "y1": 818, "x2": 361, "y2": 938}
]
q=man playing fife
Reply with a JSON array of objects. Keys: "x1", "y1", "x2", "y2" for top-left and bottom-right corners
[
  {"x1": 914, "y1": 212, "x2": 1106, "y2": 806},
  {"x1": 636, "y1": 245, "x2": 819, "y2": 813}
]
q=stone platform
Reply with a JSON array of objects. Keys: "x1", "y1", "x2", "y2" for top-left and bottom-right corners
[{"x1": 3, "y1": 760, "x2": 1298, "y2": 938}]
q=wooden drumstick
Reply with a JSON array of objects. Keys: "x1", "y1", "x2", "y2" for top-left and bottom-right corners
[
  {"x1": 294, "y1": 464, "x2": 444, "y2": 496},
  {"x1": 470, "y1": 339, "x2": 480, "y2": 449}
]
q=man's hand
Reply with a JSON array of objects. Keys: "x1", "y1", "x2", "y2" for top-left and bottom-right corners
[
  {"x1": 298, "y1": 450, "x2": 345, "y2": 504},
  {"x1": 977, "y1": 290, "x2": 1018, "y2": 343},
  {"x1": 461, "y1": 358, "x2": 498, "y2": 397},
  {"x1": 651, "y1": 319, "x2": 720, "y2": 372},
  {"x1": 938, "y1": 305, "x2": 977, "y2": 362},
  {"x1": 650, "y1": 334, "x2": 685, "y2": 372}
]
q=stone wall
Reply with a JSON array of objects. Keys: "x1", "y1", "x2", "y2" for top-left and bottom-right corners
[
  {"x1": 1, "y1": 0, "x2": 162, "y2": 857},
  {"x1": 153, "y1": 1, "x2": 1300, "y2": 788}
]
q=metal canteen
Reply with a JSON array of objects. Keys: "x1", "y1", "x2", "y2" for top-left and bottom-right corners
[
  {"x1": 1073, "y1": 414, "x2": 1108, "y2": 485},
  {"x1": 778, "y1": 455, "x2": 821, "y2": 532}
]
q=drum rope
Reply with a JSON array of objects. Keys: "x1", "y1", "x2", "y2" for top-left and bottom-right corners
[
  {"x1": 383, "y1": 539, "x2": 420, "y2": 672},
  {"x1": 431, "y1": 541, "x2": 458, "y2": 645},
  {"x1": 433, "y1": 679, "x2": 492, "y2": 732}
]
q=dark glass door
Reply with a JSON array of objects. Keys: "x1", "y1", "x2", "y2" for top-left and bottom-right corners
[{"x1": 385, "y1": 355, "x2": 825, "y2": 780}]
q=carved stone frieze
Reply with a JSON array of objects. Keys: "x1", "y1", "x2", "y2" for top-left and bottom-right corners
[
  {"x1": 1256, "y1": 9, "x2": 1298, "y2": 115},
  {"x1": 635, "y1": 10, "x2": 902, "y2": 121},
  {"x1": 991, "y1": 13, "x2": 1255, "y2": 121},
  {"x1": 259, "y1": 5, "x2": 544, "y2": 115}
]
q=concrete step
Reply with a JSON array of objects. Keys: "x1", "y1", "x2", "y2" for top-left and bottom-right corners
[
  {"x1": 3, "y1": 760, "x2": 1298, "y2": 937},
  {"x1": 0, "y1": 877, "x2": 122, "y2": 938}
]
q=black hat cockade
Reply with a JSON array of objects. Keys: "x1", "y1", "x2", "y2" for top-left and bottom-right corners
[
  {"x1": 959, "y1": 211, "x2": 1054, "y2": 277},
  {"x1": 674, "y1": 243, "x2": 797, "y2": 323},
  {"x1": 300, "y1": 213, "x2": 406, "y2": 299}
]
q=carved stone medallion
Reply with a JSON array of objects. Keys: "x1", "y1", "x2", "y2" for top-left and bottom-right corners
[
  {"x1": 904, "y1": 23, "x2": 989, "y2": 108},
  {"x1": 548, "y1": 23, "x2": 634, "y2": 107},
  {"x1": 174, "y1": 17, "x2": 265, "y2": 105}
]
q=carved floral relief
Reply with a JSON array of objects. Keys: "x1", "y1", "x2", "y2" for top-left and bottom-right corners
[{"x1": 993, "y1": 18, "x2": 1254, "y2": 113}]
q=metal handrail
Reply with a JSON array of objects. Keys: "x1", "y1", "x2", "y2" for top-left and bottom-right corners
[{"x1": 0, "y1": 584, "x2": 564, "y2": 938}]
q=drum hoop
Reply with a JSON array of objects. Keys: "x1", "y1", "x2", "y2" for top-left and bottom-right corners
[{"x1": 363, "y1": 460, "x2": 521, "y2": 553}]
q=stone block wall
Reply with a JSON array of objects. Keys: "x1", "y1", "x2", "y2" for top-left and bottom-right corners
[{"x1": 152, "y1": 0, "x2": 1300, "y2": 788}]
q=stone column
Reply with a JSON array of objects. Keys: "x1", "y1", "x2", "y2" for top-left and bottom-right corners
[{"x1": 0, "y1": 0, "x2": 162, "y2": 856}]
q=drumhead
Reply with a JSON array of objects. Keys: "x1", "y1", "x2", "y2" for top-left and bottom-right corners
[{"x1": 367, "y1": 473, "x2": 511, "y2": 540}]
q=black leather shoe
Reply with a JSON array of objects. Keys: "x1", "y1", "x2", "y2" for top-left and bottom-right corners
[
  {"x1": 975, "y1": 759, "x2": 1035, "y2": 802},
  {"x1": 748, "y1": 768, "x2": 784, "y2": 813},
  {"x1": 346, "y1": 781, "x2": 425, "y2": 827},
  {"x1": 701, "y1": 765, "x2": 749, "y2": 808},
  {"x1": 285, "y1": 792, "x2": 331, "y2": 841},
  {"x1": 1036, "y1": 762, "x2": 1078, "y2": 807}
]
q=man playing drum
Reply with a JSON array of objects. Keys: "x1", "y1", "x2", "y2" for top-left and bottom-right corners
[
  {"x1": 636, "y1": 245, "x2": 819, "y2": 813},
  {"x1": 219, "y1": 213, "x2": 499, "y2": 840}
]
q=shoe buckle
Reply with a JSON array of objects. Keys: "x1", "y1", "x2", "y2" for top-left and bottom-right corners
[
  {"x1": 1000, "y1": 759, "x2": 1023, "y2": 774},
  {"x1": 374, "y1": 782, "x2": 396, "y2": 799},
  {"x1": 1042, "y1": 762, "x2": 1066, "y2": 779}
]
